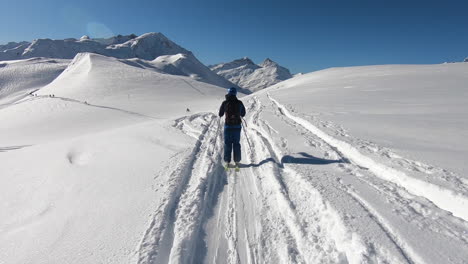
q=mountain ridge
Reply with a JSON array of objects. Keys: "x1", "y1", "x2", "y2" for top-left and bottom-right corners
[
  {"x1": 0, "y1": 33, "x2": 243, "y2": 91},
  {"x1": 0, "y1": 33, "x2": 190, "y2": 61},
  {"x1": 210, "y1": 57, "x2": 293, "y2": 92}
]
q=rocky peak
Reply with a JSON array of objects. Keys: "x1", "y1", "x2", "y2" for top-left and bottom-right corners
[
  {"x1": 260, "y1": 58, "x2": 278, "y2": 67},
  {"x1": 210, "y1": 57, "x2": 293, "y2": 92}
]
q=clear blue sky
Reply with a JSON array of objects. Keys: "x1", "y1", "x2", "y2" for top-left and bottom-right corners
[{"x1": 1, "y1": 0, "x2": 468, "y2": 73}]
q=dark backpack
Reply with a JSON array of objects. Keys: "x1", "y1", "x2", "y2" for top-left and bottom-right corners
[{"x1": 225, "y1": 100, "x2": 241, "y2": 126}]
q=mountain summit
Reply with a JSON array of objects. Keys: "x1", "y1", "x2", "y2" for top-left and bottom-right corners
[
  {"x1": 0, "y1": 33, "x2": 242, "y2": 90},
  {"x1": 0, "y1": 33, "x2": 189, "y2": 61},
  {"x1": 210, "y1": 57, "x2": 293, "y2": 92}
]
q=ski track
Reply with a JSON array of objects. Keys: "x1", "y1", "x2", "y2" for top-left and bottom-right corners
[
  {"x1": 137, "y1": 113, "x2": 224, "y2": 263},
  {"x1": 240, "y1": 97, "x2": 373, "y2": 263},
  {"x1": 137, "y1": 94, "x2": 467, "y2": 264},
  {"x1": 167, "y1": 113, "x2": 226, "y2": 264},
  {"x1": 267, "y1": 94, "x2": 468, "y2": 222},
  {"x1": 266, "y1": 96, "x2": 468, "y2": 247},
  {"x1": 248, "y1": 96, "x2": 417, "y2": 263},
  {"x1": 247, "y1": 95, "x2": 467, "y2": 263}
]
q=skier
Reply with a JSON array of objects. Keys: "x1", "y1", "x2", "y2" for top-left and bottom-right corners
[{"x1": 218, "y1": 87, "x2": 246, "y2": 171}]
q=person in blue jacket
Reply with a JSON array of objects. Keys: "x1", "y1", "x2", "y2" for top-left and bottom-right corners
[{"x1": 219, "y1": 87, "x2": 246, "y2": 168}]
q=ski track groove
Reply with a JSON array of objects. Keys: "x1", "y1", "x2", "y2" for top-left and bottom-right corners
[
  {"x1": 227, "y1": 171, "x2": 240, "y2": 264},
  {"x1": 137, "y1": 113, "x2": 224, "y2": 264},
  {"x1": 241, "y1": 100, "x2": 297, "y2": 263},
  {"x1": 254, "y1": 95, "x2": 416, "y2": 263},
  {"x1": 263, "y1": 94, "x2": 468, "y2": 263},
  {"x1": 346, "y1": 190, "x2": 424, "y2": 264},
  {"x1": 237, "y1": 166, "x2": 261, "y2": 264},
  {"x1": 169, "y1": 114, "x2": 225, "y2": 264},
  {"x1": 270, "y1": 100, "x2": 468, "y2": 247},
  {"x1": 137, "y1": 115, "x2": 211, "y2": 263},
  {"x1": 267, "y1": 93, "x2": 468, "y2": 222},
  {"x1": 243, "y1": 97, "x2": 366, "y2": 263},
  {"x1": 140, "y1": 94, "x2": 467, "y2": 264},
  {"x1": 248, "y1": 131, "x2": 307, "y2": 263}
]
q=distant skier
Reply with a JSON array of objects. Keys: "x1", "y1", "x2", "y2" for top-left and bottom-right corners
[{"x1": 218, "y1": 87, "x2": 246, "y2": 171}]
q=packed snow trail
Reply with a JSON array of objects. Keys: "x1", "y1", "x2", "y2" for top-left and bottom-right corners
[
  {"x1": 267, "y1": 94, "x2": 468, "y2": 222},
  {"x1": 137, "y1": 95, "x2": 468, "y2": 264}
]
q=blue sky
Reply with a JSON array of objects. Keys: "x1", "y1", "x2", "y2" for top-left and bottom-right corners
[{"x1": 1, "y1": 0, "x2": 468, "y2": 73}]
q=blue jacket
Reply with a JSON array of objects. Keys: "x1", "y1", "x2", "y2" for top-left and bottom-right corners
[{"x1": 219, "y1": 95, "x2": 246, "y2": 128}]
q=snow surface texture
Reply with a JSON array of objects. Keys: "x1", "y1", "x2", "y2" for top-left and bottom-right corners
[
  {"x1": 210, "y1": 57, "x2": 293, "y2": 92},
  {"x1": 1, "y1": 52, "x2": 468, "y2": 264},
  {"x1": 0, "y1": 58, "x2": 69, "y2": 104}
]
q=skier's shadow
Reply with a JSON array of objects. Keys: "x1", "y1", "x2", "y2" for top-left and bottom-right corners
[{"x1": 241, "y1": 152, "x2": 344, "y2": 168}]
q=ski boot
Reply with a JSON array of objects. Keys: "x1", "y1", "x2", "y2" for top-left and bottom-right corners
[{"x1": 235, "y1": 162, "x2": 240, "y2": 172}]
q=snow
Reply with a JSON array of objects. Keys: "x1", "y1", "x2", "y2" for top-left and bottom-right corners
[
  {"x1": 1, "y1": 48, "x2": 467, "y2": 264},
  {"x1": 147, "y1": 53, "x2": 239, "y2": 89},
  {"x1": 0, "y1": 52, "x2": 227, "y2": 264},
  {"x1": 0, "y1": 33, "x2": 188, "y2": 61},
  {"x1": 0, "y1": 58, "x2": 69, "y2": 106},
  {"x1": 210, "y1": 57, "x2": 293, "y2": 92},
  {"x1": 1, "y1": 32, "x2": 239, "y2": 90}
]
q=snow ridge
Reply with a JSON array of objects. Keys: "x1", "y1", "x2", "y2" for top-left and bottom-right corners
[{"x1": 149, "y1": 53, "x2": 241, "y2": 90}]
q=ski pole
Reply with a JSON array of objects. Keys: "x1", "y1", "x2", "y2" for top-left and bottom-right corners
[
  {"x1": 241, "y1": 117, "x2": 253, "y2": 151},
  {"x1": 241, "y1": 117, "x2": 248, "y2": 128}
]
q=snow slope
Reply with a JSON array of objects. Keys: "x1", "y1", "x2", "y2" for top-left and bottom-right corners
[
  {"x1": 0, "y1": 58, "x2": 68, "y2": 104},
  {"x1": 122, "y1": 53, "x2": 240, "y2": 90},
  {"x1": 266, "y1": 63, "x2": 468, "y2": 177},
  {"x1": 1, "y1": 56, "x2": 467, "y2": 264},
  {"x1": 210, "y1": 57, "x2": 293, "y2": 92},
  {"x1": 0, "y1": 52, "x2": 228, "y2": 264}
]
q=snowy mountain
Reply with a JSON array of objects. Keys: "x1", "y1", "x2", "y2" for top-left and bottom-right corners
[
  {"x1": 0, "y1": 41, "x2": 29, "y2": 51},
  {"x1": 121, "y1": 53, "x2": 244, "y2": 92},
  {"x1": 0, "y1": 32, "x2": 189, "y2": 61},
  {"x1": 210, "y1": 57, "x2": 293, "y2": 92},
  {"x1": 0, "y1": 33, "x2": 240, "y2": 91}
]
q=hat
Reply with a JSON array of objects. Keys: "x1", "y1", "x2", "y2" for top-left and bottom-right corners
[{"x1": 227, "y1": 87, "x2": 237, "y2": 96}]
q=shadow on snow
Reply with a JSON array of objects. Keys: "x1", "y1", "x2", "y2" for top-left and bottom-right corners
[{"x1": 240, "y1": 152, "x2": 344, "y2": 169}]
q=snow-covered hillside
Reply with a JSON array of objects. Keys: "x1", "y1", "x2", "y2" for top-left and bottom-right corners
[
  {"x1": 1, "y1": 32, "x2": 240, "y2": 94},
  {"x1": 122, "y1": 53, "x2": 242, "y2": 91},
  {"x1": 210, "y1": 57, "x2": 293, "y2": 92},
  {"x1": 1, "y1": 51, "x2": 467, "y2": 264},
  {"x1": 0, "y1": 52, "x2": 228, "y2": 264},
  {"x1": 0, "y1": 58, "x2": 69, "y2": 106}
]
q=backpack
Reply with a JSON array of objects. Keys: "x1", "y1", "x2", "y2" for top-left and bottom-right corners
[{"x1": 225, "y1": 100, "x2": 241, "y2": 126}]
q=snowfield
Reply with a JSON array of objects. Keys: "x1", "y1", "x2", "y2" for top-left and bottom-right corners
[{"x1": 0, "y1": 53, "x2": 467, "y2": 264}]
